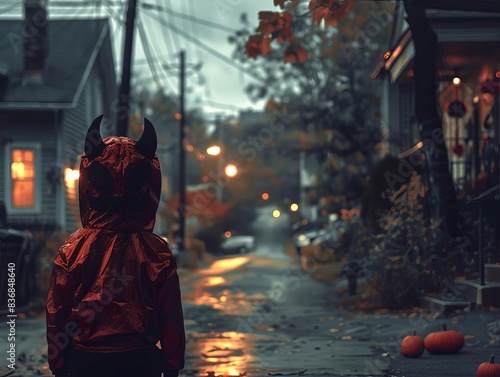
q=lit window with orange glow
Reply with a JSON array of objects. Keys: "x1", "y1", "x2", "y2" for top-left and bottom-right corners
[{"x1": 11, "y1": 149, "x2": 35, "y2": 208}]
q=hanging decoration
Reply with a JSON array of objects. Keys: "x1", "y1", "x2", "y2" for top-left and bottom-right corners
[{"x1": 446, "y1": 77, "x2": 467, "y2": 157}]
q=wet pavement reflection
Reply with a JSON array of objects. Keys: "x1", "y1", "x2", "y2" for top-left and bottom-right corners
[
  {"x1": 185, "y1": 331, "x2": 260, "y2": 376},
  {"x1": 179, "y1": 250, "x2": 341, "y2": 376}
]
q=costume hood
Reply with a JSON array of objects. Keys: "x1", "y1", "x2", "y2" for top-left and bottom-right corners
[{"x1": 79, "y1": 114, "x2": 161, "y2": 232}]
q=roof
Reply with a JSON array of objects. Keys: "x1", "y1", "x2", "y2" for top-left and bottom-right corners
[
  {"x1": 422, "y1": 0, "x2": 500, "y2": 13},
  {"x1": 371, "y1": 10, "x2": 500, "y2": 82},
  {"x1": 0, "y1": 18, "x2": 114, "y2": 109}
]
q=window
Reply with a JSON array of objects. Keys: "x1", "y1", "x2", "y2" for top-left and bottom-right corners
[
  {"x1": 4, "y1": 143, "x2": 42, "y2": 214},
  {"x1": 11, "y1": 149, "x2": 35, "y2": 208}
]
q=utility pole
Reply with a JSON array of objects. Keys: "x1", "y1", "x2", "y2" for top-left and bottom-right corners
[
  {"x1": 215, "y1": 114, "x2": 224, "y2": 203},
  {"x1": 116, "y1": 0, "x2": 137, "y2": 136},
  {"x1": 177, "y1": 50, "x2": 186, "y2": 251}
]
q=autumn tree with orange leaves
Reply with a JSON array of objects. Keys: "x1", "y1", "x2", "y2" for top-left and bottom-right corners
[
  {"x1": 245, "y1": 0, "x2": 357, "y2": 63},
  {"x1": 231, "y1": 0, "x2": 391, "y2": 214}
]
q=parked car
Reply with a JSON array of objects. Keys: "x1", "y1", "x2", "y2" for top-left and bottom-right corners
[
  {"x1": 295, "y1": 228, "x2": 329, "y2": 248},
  {"x1": 218, "y1": 233, "x2": 256, "y2": 255},
  {"x1": 294, "y1": 215, "x2": 347, "y2": 267}
]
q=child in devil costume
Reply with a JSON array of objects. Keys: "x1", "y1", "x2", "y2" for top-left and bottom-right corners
[{"x1": 46, "y1": 115, "x2": 185, "y2": 377}]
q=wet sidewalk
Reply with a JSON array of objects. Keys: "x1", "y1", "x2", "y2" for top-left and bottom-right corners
[{"x1": 179, "y1": 249, "x2": 500, "y2": 377}]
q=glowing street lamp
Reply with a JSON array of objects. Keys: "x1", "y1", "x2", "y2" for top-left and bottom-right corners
[
  {"x1": 290, "y1": 203, "x2": 299, "y2": 212},
  {"x1": 272, "y1": 209, "x2": 281, "y2": 218},
  {"x1": 224, "y1": 163, "x2": 238, "y2": 177},
  {"x1": 206, "y1": 145, "x2": 221, "y2": 156},
  {"x1": 261, "y1": 192, "x2": 269, "y2": 201}
]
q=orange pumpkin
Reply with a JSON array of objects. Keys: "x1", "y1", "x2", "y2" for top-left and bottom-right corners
[
  {"x1": 424, "y1": 324, "x2": 464, "y2": 354},
  {"x1": 401, "y1": 331, "x2": 425, "y2": 358},
  {"x1": 477, "y1": 355, "x2": 500, "y2": 377}
]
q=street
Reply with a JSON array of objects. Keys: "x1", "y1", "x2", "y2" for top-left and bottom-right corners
[
  {"x1": 1, "y1": 240, "x2": 499, "y2": 377},
  {"x1": 182, "y1": 250, "x2": 347, "y2": 376},
  {"x1": 0, "y1": 239, "x2": 389, "y2": 377}
]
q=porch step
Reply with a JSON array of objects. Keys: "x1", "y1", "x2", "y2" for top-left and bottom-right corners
[
  {"x1": 454, "y1": 280, "x2": 500, "y2": 308},
  {"x1": 420, "y1": 295, "x2": 470, "y2": 315}
]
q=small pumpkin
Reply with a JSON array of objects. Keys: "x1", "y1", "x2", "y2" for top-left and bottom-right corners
[
  {"x1": 401, "y1": 331, "x2": 425, "y2": 358},
  {"x1": 424, "y1": 323, "x2": 464, "y2": 354},
  {"x1": 477, "y1": 355, "x2": 500, "y2": 377}
]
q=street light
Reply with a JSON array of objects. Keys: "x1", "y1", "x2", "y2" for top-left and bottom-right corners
[
  {"x1": 206, "y1": 145, "x2": 221, "y2": 156},
  {"x1": 224, "y1": 163, "x2": 238, "y2": 177}
]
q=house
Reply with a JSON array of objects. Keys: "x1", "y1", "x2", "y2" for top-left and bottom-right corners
[
  {"x1": 0, "y1": 1, "x2": 117, "y2": 233},
  {"x1": 372, "y1": 6, "x2": 500, "y2": 194},
  {"x1": 372, "y1": 4, "x2": 500, "y2": 308}
]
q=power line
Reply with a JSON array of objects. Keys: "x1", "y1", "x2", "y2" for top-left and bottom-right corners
[
  {"x1": 0, "y1": 0, "x2": 240, "y2": 35},
  {"x1": 145, "y1": 0, "x2": 178, "y2": 89},
  {"x1": 138, "y1": 12, "x2": 178, "y2": 93},
  {"x1": 186, "y1": 0, "x2": 211, "y2": 101},
  {"x1": 162, "y1": 0, "x2": 182, "y2": 56},
  {"x1": 101, "y1": 0, "x2": 126, "y2": 73},
  {"x1": 178, "y1": 0, "x2": 194, "y2": 61},
  {"x1": 146, "y1": 0, "x2": 178, "y2": 86},
  {"x1": 143, "y1": 0, "x2": 184, "y2": 93},
  {"x1": 140, "y1": 1, "x2": 240, "y2": 34},
  {"x1": 101, "y1": 0, "x2": 126, "y2": 25},
  {"x1": 141, "y1": 7, "x2": 264, "y2": 82},
  {"x1": 136, "y1": 14, "x2": 162, "y2": 89}
]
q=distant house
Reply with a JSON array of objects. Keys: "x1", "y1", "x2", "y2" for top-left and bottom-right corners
[
  {"x1": 0, "y1": 2, "x2": 117, "y2": 233},
  {"x1": 372, "y1": 7, "x2": 500, "y2": 192}
]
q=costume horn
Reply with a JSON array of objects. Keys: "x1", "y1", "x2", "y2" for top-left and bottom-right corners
[
  {"x1": 135, "y1": 118, "x2": 157, "y2": 159},
  {"x1": 85, "y1": 114, "x2": 106, "y2": 161}
]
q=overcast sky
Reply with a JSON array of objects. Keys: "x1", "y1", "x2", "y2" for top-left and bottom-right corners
[{"x1": 1, "y1": 0, "x2": 280, "y2": 116}]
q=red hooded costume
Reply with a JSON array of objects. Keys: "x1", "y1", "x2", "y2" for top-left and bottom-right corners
[{"x1": 46, "y1": 115, "x2": 185, "y2": 376}]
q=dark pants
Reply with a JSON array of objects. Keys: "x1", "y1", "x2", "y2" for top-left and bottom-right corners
[{"x1": 68, "y1": 345, "x2": 163, "y2": 377}]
